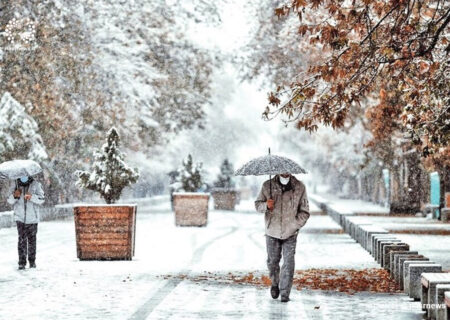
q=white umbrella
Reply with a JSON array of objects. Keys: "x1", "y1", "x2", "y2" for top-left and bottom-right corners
[
  {"x1": 0, "y1": 159, "x2": 43, "y2": 180},
  {"x1": 234, "y1": 148, "x2": 307, "y2": 198},
  {"x1": 234, "y1": 150, "x2": 307, "y2": 176}
]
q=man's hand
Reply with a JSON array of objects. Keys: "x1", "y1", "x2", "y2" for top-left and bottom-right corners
[
  {"x1": 24, "y1": 193, "x2": 32, "y2": 201},
  {"x1": 267, "y1": 199, "x2": 275, "y2": 211},
  {"x1": 14, "y1": 189, "x2": 21, "y2": 199}
]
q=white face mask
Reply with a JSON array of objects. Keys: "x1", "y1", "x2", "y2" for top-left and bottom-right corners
[{"x1": 279, "y1": 176, "x2": 290, "y2": 185}]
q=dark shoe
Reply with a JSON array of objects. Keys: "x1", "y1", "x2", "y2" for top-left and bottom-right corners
[
  {"x1": 270, "y1": 285, "x2": 280, "y2": 299},
  {"x1": 280, "y1": 295, "x2": 290, "y2": 302},
  {"x1": 18, "y1": 265, "x2": 25, "y2": 270},
  {"x1": 29, "y1": 262, "x2": 36, "y2": 268}
]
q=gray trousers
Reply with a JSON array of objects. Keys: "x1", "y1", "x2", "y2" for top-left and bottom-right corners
[{"x1": 265, "y1": 233, "x2": 298, "y2": 297}]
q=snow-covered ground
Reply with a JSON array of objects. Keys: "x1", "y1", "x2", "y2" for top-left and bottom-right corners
[
  {"x1": 310, "y1": 193, "x2": 450, "y2": 270},
  {"x1": 310, "y1": 193, "x2": 390, "y2": 215},
  {"x1": 0, "y1": 199, "x2": 425, "y2": 319}
]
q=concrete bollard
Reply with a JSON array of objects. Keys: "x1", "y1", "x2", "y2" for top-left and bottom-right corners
[
  {"x1": 396, "y1": 255, "x2": 426, "y2": 285},
  {"x1": 390, "y1": 251, "x2": 419, "y2": 277},
  {"x1": 350, "y1": 221, "x2": 370, "y2": 239},
  {"x1": 377, "y1": 240, "x2": 402, "y2": 264},
  {"x1": 406, "y1": 264, "x2": 442, "y2": 300},
  {"x1": 371, "y1": 235, "x2": 398, "y2": 256},
  {"x1": 355, "y1": 224, "x2": 377, "y2": 246},
  {"x1": 421, "y1": 273, "x2": 450, "y2": 320},
  {"x1": 403, "y1": 260, "x2": 435, "y2": 293},
  {"x1": 338, "y1": 212, "x2": 354, "y2": 227},
  {"x1": 365, "y1": 230, "x2": 388, "y2": 251},
  {"x1": 361, "y1": 227, "x2": 388, "y2": 252},
  {"x1": 382, "y1": 244, "x2": 409, "y2": 270},
  {"x1": 389, "y1": 251, "x2": 419, "y2": 279},
  {"x1": 434, "y1": 284, "x2": 450, "y2": 320}
]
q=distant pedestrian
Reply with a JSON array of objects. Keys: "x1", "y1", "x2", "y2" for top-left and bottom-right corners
[
  {"x1": 7, "y1": 175, "x2": 45, "y2": 270},
  {"x1": 255, "y1": 173, "x2": 310, "y2": 302}
]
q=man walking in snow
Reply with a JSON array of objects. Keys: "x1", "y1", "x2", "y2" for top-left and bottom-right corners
[
  {"x1": 7, "y1": 175, "x2": 45, "y2": 270},
  {"x1": 255, "y1": 173, "x2": 310, "y2": 302}
]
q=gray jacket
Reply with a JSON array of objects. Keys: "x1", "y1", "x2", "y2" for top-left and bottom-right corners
[
  {"x1": 255, "y1": 175, "x2": 310, "y2": 239},
  {"x1": 7, "y1": 180, "x2": 45, "y2": 224}
]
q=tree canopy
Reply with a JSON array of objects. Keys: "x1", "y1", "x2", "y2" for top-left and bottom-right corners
[{"x1": 257, "y1": 0, "x2": 449, "y2": 164}]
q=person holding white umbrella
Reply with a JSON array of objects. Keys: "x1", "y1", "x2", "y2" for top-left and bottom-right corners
[
  {"x1": 1, "y1": 160, "x2": 45, "y2": 270},
  {"x1": 235, "y1": 149, "x2": 310, "y2": 302}
]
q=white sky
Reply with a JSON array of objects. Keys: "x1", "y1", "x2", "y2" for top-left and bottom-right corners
[
  {"x1": 185, "y1": 0, "x2": 297, "y2": 166},
  {"x1": 187, "y1": 0, "x2": 252, "y2": 54}
]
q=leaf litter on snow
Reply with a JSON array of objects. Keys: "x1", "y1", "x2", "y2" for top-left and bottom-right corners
[{"x1": 157, "y1": 268, "x2": 402, "y2": 295}]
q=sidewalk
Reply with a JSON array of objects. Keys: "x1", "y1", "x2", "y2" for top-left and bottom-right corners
[
  {"x1": 309, "y1": 193, "x2": 390, "y2": 215},
  {"x1": 0, "y1": 199, "x2": 424, "y2": 319}
]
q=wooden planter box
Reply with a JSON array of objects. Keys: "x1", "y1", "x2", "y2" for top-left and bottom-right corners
[
  {"x1": 173, "y1": 192, "x2": 209, "y2": 227},
  {"x1": 73, "y1": 204, "x2": 137, "y2": 260},
  {"x1": 211, "y1": 189, "x2": 238, "y2": 210}
]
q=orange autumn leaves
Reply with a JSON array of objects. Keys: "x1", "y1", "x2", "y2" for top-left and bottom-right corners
[
  {"x1": 263, "y1": 0, "x2": 449, "y2": 160},
  {"x1": 160, "y1": 268, "x2": 401, "y2": 295},
  {"x1": 292, "y1": 268, "x2": 400, "y2": 294},
  {"x1": 234, "y1": 268, "x2": 400, "y2": 294}
]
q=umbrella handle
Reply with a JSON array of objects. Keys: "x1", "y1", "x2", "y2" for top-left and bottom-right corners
[
  {"x1": 269, "y1": 174, "x2": 272, "y2": 199},
  {"x1": 268, "y1": 147, "x2": 272, "y2": 199}
]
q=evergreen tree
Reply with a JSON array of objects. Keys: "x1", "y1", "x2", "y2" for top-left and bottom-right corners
[
  {"x1": 0, "y1": 92, "x2": 48, "y2": 162},
  {"x1": 214, "y1": 159, "x2": 235, "y2": 189},
  {"x1": 76, "y1": 127, "x2": 139, "y2": 204},
  {"x1": 176, "y1": 154, "x2": 203, "y2": 192}
]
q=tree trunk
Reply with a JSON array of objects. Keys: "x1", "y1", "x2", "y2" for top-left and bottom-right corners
[
  {"x1": 390, "y1": 152, "x2": 423, "y2": 214},
  {"x1": 439, "y1": 164, "x2": 449, "y2": 211}
]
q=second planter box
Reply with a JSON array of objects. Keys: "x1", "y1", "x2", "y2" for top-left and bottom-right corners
[{"x1": 173, "y1": 192, "x2": 209, "y2": 227}]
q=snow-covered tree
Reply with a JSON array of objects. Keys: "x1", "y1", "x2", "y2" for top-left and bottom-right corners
[
  {"x1": 75, "y1": 127, "x2": 139, "y2": 204},
  {"x1": 0, "y1": 0, "x2": 223, "y2": 202},
  {"x1": 82, "y1": 0, "x2": 220, "y2": 149},
  {"x1": 214, "y1": 159, "x2": 235, "y2": 189},
  {"x1": 0, "y1": 92, "x2": 47, "y2": 162},
  {"x1": 0, "y1": 1, "x2": 98, "y2": 155},
  {"x1": 174, "y1": 154, "x2": 204, "y2": 193},
  {"x1": 240, "y1": 0, "x2": 306, "y2": 86}
]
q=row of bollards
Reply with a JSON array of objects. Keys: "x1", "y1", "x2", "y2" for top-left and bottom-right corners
[{"x1": 325, "y1": 205, "x2": 450, "y2": 320}]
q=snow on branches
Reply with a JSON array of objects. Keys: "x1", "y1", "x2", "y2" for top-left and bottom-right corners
[
  {"x1": 0, "y1": 92, "x2": 48, "y2": 162},
  {"x1": 75, "y1": 127, "x2": 139, "y2": 204}
]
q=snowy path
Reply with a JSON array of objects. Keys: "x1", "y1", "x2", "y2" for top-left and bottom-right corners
[{"x1": 0, "y1": 201, "x2": 424, "y2": 319}]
